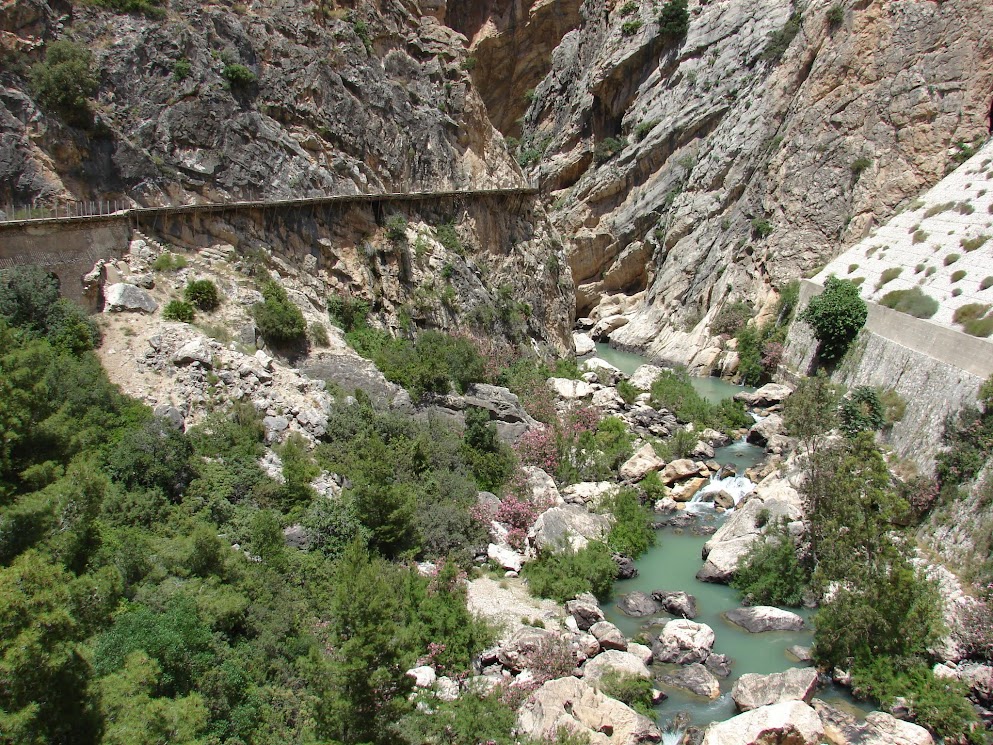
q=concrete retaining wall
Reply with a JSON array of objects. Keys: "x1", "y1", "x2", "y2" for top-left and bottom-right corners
[
  {"x1": 0, "y1": 218, "x2": 130, "y2": 309},
  {"x1": 782, "y1": 280, "x2": 992, "y2": 470}
]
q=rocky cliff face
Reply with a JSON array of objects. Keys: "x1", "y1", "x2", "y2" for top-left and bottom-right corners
[
  {"x1": 0, "y1": 0, "x2": 522, "y2": 204},
  {"x1": 0, "y1": 0, "x2": 574, "y2": 350},
  {"x1": 504, "y1": 0, "x2": 993, "y2": 369}
]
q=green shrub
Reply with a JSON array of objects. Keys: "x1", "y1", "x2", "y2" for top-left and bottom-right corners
[
  {"x1": 327, "y1": 295, "x2": 370, "y2": 332},
  {"x1": 924, "y1": 201, "x2": 955, "y2": 218},
  {"x1": 878, "y1": 388, "x2": 906, "y2": 427},
  {"x1": 621, "y1": 19, "x2": 643, "y2": 35},
  {"x1": 826, "y1": 3, "x2": 844, "y2": 28},
  {"x1": 222, "y1": 64, "x2": 256, "y2": 88},
  {"x1": 850, "y1": 660, "x2": 982, "y2": 744},
  {"x1": 308, "y1": 321, "x2": 330, "y2": 347},
  {"x1": 173, "y1": 59, "x2": 192, "y2": 81},
  {"x1": 875, "y1": 266, "x2": 902, "y2": 289},
  {"x1": 347, "y1": 328, "x2": 486, "y2": 401},
  {"x1": 594, "y1": 137, "x2": 625, "y2": 163},
  {"x1": 435, "y1": 221, "x2": 464, "y2": 256},
  {"x1": 152, "y1": 253, "x2": 187, "y2": 272},
  {"x1": 848, "y1": 263, "x2": 859, "y2": 273},
  {"x1": 878, "y1": 287, "x2": 938, "y2": 319},
  {"x1": 951, "y1": 270, "x2": 967, "y2": 283},
  {"x1": 649, "y1": 368, "x2": 751, "y2": 435},
  {"x1": 731, "y1": 523, "x2": 809, "y2": 606},
  {"x1": 522, "y1": 542, "x2": 617, "y2": 602},
  {"x1": 957, "y1": 201, "x2": 975, "y2": 215},
  {"x1": 616, "y1": 379, "x2": 639, "y2": 405},
  {"x1": 961, "y1": 235, "x2": 989, "y2": 252},
  {"x1": 710, "y1": 300, "x2": 752, "y2": 336},
  {"x1": 183, "y1": 279, "x2": 220, "y2": 311},
  {"x1": 982, "y1": 276, "x2": 993, "y2": 291},
  {"x1": 850, "y1": 157, "x2": 871, "y2": 176},
  {"x1": 91, "y1": 0, "x2": 165, "y2": 16},
  {"x1": 602, "y1": 488, "x2": 655, "y2": 558},
  {"x1": 925, "y1": 266, "x2": 936, "y2": 277},
  {"x1": 954, "y1": 304, "x2": 991, "y2": 325},
  {"x1": 761, "y1": 12, "x2": 802, "y2": 63},
  {"x1": 384, "y1": 214, "x2": 408, "y2": 243},
  {"x1": 915, "y1": 263, "x2": 926, "y2": 274},
  {"x1": 751, "y1": 218, "x2": 773, "y2": 238},
  {"x1": 963, "y1": 316, "x2": 993, "y2": 338},
  {"x1": 799, "y1": 276, "x2": 867, "y2": 361},
  {"x1": 944, "y1": 253, "x2": 961, "y2": 266},
  {"x1": 598, "y1": 671, "x2": 655, "y2": 718},
  {"x1": 0, "y1": 267, "x2": 99, "y2": 351},
  {"x1": 839, "y1": 386, "x2": 885, "y2": 438},
  {"x1": 658, "y1": 0, "x2": 689, "y2": 40},
  {"x1": 163, "y1": 300, "x2": 195, "y2": 323},
  {"x1": 634, "y1": 119, "x2": 659, "y2": 140},
  {"x1": 30, "y1": 40, "x2": 99, "y2": 125},
  {"x1": 912, "y1": 230, "x2": 928, "y2": 244},
  {"x1": 619, "y1": 1, "x2": 638, "y2": 15},
  {"x1": 252, "y1": 280, "x2": 306, "y2": 344}
]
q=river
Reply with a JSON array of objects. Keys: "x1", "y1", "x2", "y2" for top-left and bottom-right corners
[{"x1": 586, "y1": 342, "x2": 869, "y2": 732}]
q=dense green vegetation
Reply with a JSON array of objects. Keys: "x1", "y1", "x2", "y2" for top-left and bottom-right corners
[
  {"x1": 0, "y1": 274, "x2": 541, "y2": 745},
  {"x1": 734, "y1": 373, "x2": 989, "y2": 742},
  {"x1": 879, "y1": 287, "x2": 939, "y2": 319},
  {"x1": 732, "y1": 280, "x2": 799, "y2": 385},
  {"x1": 252, "y1": 279, "x2": 307, "y2": 344},
  {"x1": 522, "y1": 542, "x2": 617, "y2": 602},
  {"x1": 649, "y1": 368, "x2": 751, "y2": 435},
  {"x1": 29, "y1": 40, "x2": 99, "y2": 125},
  {"x1": 658, "y1": 0, "x2": 689, "y2": 40},
  {"x1": 184, "y1": 280, "x2": 221, "y2": 311}
]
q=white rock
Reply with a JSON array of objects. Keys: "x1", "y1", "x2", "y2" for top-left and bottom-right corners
[
  {"x1": 528, "y1": 505, "x2": 613, "y2": 554},
  {"x1": 702, "y1": 701, "x2": 824, "y2": 745},
  {"x1": 573, "y1": 332, "x2": 596, "y2": 356},
  {"x1": 656, "y1": 619, "x2": 716, "y2": 664},
  {"x1": 619, "y1": 443, "x2": 665, "y2": 481},
  {"x1": 488, "y1": 543, "x2": 525, "y2": 572},
  {"x1": 547, "y1": 377, "x2": 595, "y2": 400},
  {"x1": 173, "y1": 338, "x2": 213, "y2": 367},
  {"x1": 104, "y1": 283, "x2": 158, "y2": 313},
  {"x1": 406, "y1": 666, "x2": 436, "y2": 688},
  {"x1": 731, "y1": 668, "x2": 819, "y2": 711},
  {"x1": 583, "y1": 650, "x2": 651, "y2": 688},
  {"x1": 628, "y1": 364, "x2": 666, "y2": 390}
]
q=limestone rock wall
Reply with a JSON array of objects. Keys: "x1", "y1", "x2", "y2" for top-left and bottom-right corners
[
  {"x1": 510, "y1": 0, "x2": 993, "y2": 367},
  {"x1": 0, "y1": 0, "x2": 523, "y2": 205}
]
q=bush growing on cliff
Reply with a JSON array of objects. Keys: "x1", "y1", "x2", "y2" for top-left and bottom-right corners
[
  {"x1": 30, "y1": 40, "x2": 99, "y2": 125},
  {"x1": 879, "y1": 287, "x2": 938, "y2": 319},
  {"x1": 183, "y1": 279, "x2": 220, "y2": 311},
  {"x1": 658, "y1": 0, "x2": 689, "y2": 40},
  {"x1": 594, "y1": 137, "x2": 626, "y2": 163},
  {"x1": 252, "y1": 280, "x2": 306, "y2": 344},
  {"x1": 838, "y1": 386, "x2": 885, "y2": 438},
  {"x1": 799, "y1": 276, "x2": 867, "y2": 362},
  {"x1": 761, "y1": 11, "x2": 802, "y2": 63},
  {"x1": 163, "y1": 299, "x2": 195, "y2": 323},
  {"x1": 222, "y1": 63, "x2": 257, "y2": 89},
  {"x1": 710, "y1": 300, "x2": 752, "y2": 336}
]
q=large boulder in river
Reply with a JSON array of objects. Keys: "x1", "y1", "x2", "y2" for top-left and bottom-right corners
[
  {"x1": 528, "y1": 505, "x2": 613, "y2": 554},
  {"x1": 651, "y1": 590, "x2": 698, "y2": 619},
  {"x1": 660, "y1": 663, "x2": 721, "y2": 700},
  {"x1": 517, "y1": 676, "x2": 663, "y2": 745},
  {"x1": 616, "y1": 591, "x2": 662, "y2": 617},
  {"x1": 731, "y1": 668, "x2": 819, "y2": 711},
  {"x1": 589, "y1": 621, "x2": 628, "y2": 651},
  {"x1": 734, "y1": 383, "x2": 794, "y2": 409},
  {"x1": 697, "y1": 475, "x2": 804, "y2": 583},
  {"x1": 655, "y1": 619, "x2": 715, "y2": 664},
  {"x1": 660, "y1": 458, "x2": 706, "y2": 485},
  {"x1": 746, "y1": 414, "x2": 785, "y2": 447},
  {"x1": 701, "y1": 700, "x2": 824, "y2": 745},
  {"x1": 583, "y1": 650, "x2": 652, "y2": 688},
  {"x1": 566, "y1": 593, "x2": 605, "y2": 631},
  {"x1": 619, "y1": 443, "x2": 666, "y2": 481},
  {"x1": 812, "y1": 699, "x2": 935, "y2": 745},
  {"x1": 724, "y1": 606, "x2": 805, "y2": 633},
  {"x1": 573, "y1": 332, "x2": 596, "y2": 356}
]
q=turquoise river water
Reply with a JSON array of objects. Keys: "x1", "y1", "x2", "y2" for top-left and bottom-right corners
[{"x1": 584, "y1": 342, "x2": 869, "y2": 731}]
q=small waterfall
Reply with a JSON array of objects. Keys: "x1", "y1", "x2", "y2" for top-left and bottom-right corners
[{"x1": 660, "y1": 729, "x2": 685, "y2": 745}]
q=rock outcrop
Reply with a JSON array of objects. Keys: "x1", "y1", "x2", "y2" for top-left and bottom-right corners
[
  {"x1": 724, "y1": 606, "x2": 805, "y2": 633},
  {"x1": 517, "y1": 676, "x2": 663, "y2": 745},
  {"x1": 702, "y1": 700, "x2": 825, "y2": 745},
  {"x1": 513, "y1": 0, "x2": 993, "y2": 369},
  {"x1": 655, "y1": 619, "x2": 715, "y2": 665},
  {"x1": 731, "y1": 668, "x2": 819, "y2": 711}
]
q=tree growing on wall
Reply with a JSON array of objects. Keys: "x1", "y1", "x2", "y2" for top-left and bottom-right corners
[{"x1": 799, "y1": 276, "x2": 867, "y2": 362}]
